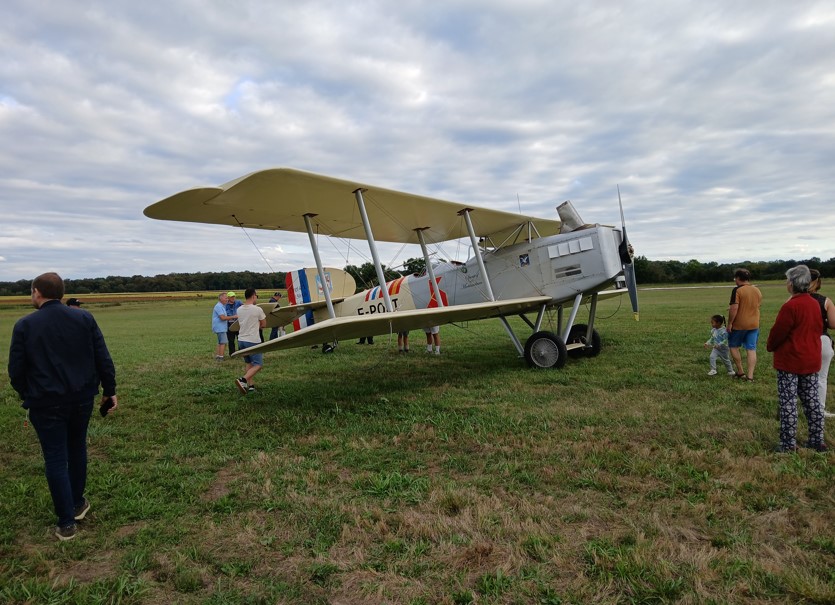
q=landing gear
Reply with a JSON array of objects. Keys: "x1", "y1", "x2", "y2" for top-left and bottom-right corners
[
  {"x1": 524, "y1": 331, "x2": 567, "y2": 369},
  {"x1": 566, "y1": 324, "x2": 601, "y2": 358}
]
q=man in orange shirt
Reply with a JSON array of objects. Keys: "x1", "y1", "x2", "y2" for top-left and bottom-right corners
[{"x1": 728, "y1": 268, "x2": 763, "y2": 381}]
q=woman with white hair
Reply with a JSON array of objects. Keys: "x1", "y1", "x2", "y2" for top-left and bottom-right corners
[
  {"x1": 766, "y1": 264, "x2": 826, "y2": 452},
  {"x1": 809, "y1": 269, "x2": 835, "y2": 417}
]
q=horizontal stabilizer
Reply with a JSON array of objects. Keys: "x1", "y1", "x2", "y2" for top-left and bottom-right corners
[
  {"x1": 266, "y1": 298, "x2": 347, "y2": 326},
  {"x1": 227, "y1": 302, "x2": 280, "y2": 332},
  {"x1": 228, "y1": 299, "x2": 347, "y2": 331}
]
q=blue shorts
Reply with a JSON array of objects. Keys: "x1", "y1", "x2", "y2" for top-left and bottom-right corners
[
  {"x1": 728, "y1": 329, "x2": 759, "y2": 350},
  {"x1": 239, "y1": 341, "x2": 263, "y2": 366},
  {"x1": 216, "y1": 332, "x2": 228, "y2": 345}
]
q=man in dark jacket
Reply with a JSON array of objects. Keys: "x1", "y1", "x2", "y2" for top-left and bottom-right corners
[{"x1": 8, "y1": 272, "x2": 117, "y2": 541}]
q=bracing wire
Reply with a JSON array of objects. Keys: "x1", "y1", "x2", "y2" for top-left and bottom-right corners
[
  {"x1": 326, "y1": 234, "x2": 374, "y2": 267},
  {"x1": 232, "y1": 215, "x2": 277, "y2": 274},
  {"x1": 386, "y1": 242, "x2": 409, "y2": 269},
  {"x1": 596, "y1": 295, "x2": 623, "y2": 320}
]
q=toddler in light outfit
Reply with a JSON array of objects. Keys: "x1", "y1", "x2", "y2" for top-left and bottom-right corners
[{"x1": 704, "y1": 314, "x2": 735, "y2": 376}]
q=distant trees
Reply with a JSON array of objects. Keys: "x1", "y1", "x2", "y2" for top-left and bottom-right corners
[
  {"x1": 1, "y1": 256, "x2": 833, "y2": 295},
  {"x1": 0, "y1": 271, "x2": 286, "y2": 296},
  {"x1": 632, "y1": 256, "x2": 834, "y2": 284},
  {"x1": 344, "y1": 263, "x2": 402, "y2": 290},
  {"x1": 345, "y1": 257, "x2": 438, "y2": 289},
  {"x1": 403, "y1": 257, "x2": 426, "y2": 276}
]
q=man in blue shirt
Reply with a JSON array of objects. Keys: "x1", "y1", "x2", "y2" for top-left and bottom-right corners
[
  {"x1": 226, "y1": 291, "x2": 244, "y2": 355},
  {"x1": 212, "y1": 292, "x2": 236, "y2": 360},
  {"x1": 8, "y1": 272, "x2": 117, "y2": 541}
]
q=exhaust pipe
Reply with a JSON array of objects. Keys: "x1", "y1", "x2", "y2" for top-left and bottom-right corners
[{"x1": 557, "y1": 201, "x2": 586, "y2": 233}]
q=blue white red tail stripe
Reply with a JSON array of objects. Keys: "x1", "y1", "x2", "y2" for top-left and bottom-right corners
[{"x1": 286, "y1": 270, "x2": 315, "y2": 330}]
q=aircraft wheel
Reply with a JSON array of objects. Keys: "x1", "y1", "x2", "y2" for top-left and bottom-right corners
[
  {"x1": 566, "y1": 324, "x2": 602, "y2": 358},
  {"x1": 524, "y1": 331, "x2": 567, "y2": 369}
]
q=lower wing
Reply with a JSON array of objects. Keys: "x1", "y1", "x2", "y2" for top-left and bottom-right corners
[
  {"x1": 588, "y1": 287, "x2": 630, "y2": 302},
  {"x1": 231, "y1": 295, "x2": 551, "y2": 355}
]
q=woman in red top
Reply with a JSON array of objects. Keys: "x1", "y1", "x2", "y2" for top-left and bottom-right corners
[{"x1": 766, "y1": 265, "x2": 825, "y2": 452}]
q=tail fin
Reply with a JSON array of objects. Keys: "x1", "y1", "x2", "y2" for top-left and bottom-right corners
[{"x1": 285, "y1": 268, "x2": 356, "y2": 331}]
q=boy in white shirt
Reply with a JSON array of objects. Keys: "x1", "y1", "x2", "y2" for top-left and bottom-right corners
[{"x1": 235, "y1": 288, "x2": 267, "y2": 394}]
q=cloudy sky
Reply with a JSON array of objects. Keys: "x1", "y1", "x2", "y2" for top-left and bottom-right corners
[{"x1": 2, "y1": 1, "x2": 834, "y2": 281}]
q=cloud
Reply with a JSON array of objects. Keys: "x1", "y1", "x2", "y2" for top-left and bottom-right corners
[{"x1": 1, "y1": 1, "x2": 834, "y2": 280}]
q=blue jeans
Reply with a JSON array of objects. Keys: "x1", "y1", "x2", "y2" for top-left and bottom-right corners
[{"x1": 28, "y1": 400, "x2": 94, "y2": 527}]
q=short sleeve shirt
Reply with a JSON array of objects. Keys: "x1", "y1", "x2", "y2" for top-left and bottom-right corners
[
  {"x1": 236, "y1": 303, "x2": 266, "y2": 342},
  {"x1": 729, "y1": 284, "x2": 762, "y2": 330},
  {"x1": 212, "y1": 302, "x2": 227, "y2": 334}
]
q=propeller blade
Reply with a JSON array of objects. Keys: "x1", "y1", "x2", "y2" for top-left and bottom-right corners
[
  {"x1": 624, "y1": 262, "x2": 639, "y2": 321},
  {"x1": 617, "y1": 185, "x2": 639, "y2": 321}
]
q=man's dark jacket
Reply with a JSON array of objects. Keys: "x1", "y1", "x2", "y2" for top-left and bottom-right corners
[{"x1": 8, "y1": 299, "x2": 116, "y2": 409}]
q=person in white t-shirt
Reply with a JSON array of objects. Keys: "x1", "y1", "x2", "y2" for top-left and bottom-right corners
[{"x1": 234, "y1": 288, "x2": 267, "y2": 394}]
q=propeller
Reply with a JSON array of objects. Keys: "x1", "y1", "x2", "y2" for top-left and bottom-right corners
[{"x1": 617, "y1": 185, "x2": 639, "y2": 321}]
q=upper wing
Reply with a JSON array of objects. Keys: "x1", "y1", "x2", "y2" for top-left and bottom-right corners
[
  {"x1": 144, "y1": 168, "x2": 561, "y2": 244},
  {"x1": 231, "y1": 295, "x2": 551, "y2": 355}
]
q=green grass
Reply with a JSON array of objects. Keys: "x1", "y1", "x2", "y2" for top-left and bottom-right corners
[{"x1": 0, "y1": 285, "x2": 833, "y2": 604}]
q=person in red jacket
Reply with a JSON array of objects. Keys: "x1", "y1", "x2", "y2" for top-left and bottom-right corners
[{"x1": 767, "y1": 265, "x2": 825, "y2": 452}]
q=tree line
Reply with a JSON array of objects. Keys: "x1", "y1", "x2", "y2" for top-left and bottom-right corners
[
  {"x1": 632, "y1": 256, "x2": 835, "y2": 284},
  {"x1": 0, "y1": 256, "x2": 833, "y2": 296}
]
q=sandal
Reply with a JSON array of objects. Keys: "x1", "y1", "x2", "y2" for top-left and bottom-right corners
[
  {"x1": 746, "y1": 377, "x2": 755, "y2": 382},
  {"x1": 733, "y1": 372, "x2": 746, "y2": 379}
]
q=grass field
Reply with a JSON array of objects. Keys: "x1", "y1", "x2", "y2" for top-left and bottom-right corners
[{"x1": 0, "y1": 284, "x2": 832, "y2": 604}]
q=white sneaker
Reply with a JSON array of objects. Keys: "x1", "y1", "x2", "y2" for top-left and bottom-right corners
[
  {"x1": 825, "y1": 411, "x2": 835, "y2": 418},
  {"x1": 727, "y1": 370, "x2": 736, "y2": 376},
  {"x1": 707, "y1": 369, "x2": 717, "y2": 376}
]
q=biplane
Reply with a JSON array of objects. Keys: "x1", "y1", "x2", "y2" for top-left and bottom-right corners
[{"x1": 144, "y1": 168, "x2": 638, "y2": 369}]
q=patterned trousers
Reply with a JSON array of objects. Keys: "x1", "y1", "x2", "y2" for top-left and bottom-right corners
[{"x1": 777, "y1": 370, "x2": 824, "y2": 449}]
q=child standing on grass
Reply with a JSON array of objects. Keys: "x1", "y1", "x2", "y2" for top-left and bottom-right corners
[{"x1": 705, "y1": 314, "x2": 735, "y2": 376}]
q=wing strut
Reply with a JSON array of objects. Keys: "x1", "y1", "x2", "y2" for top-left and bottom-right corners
[
  {"x1": 586, "y1": 293, "x2": 598, "y2": 338},
  {"x1": 354, "y1": 188, "x2": 394, "y2": 313},
  {"x1": 561, "y1": 293, "x2": 584, "y2": 343},
  {"x1": 416, "y1": 228, "x2": 444, "y2": 307},
  {"x1": 303, "y1": 214, "x2": 337, "y2": 319},
  {"x1": 534, "y1": 304, "x2": 548, "y2": 332},
  {"x1": 460, "y1": 208, "x2": 524, "y2": 356},
  {"x1": 460, "y1": 209, "x2": 496, "y2": 301}
]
